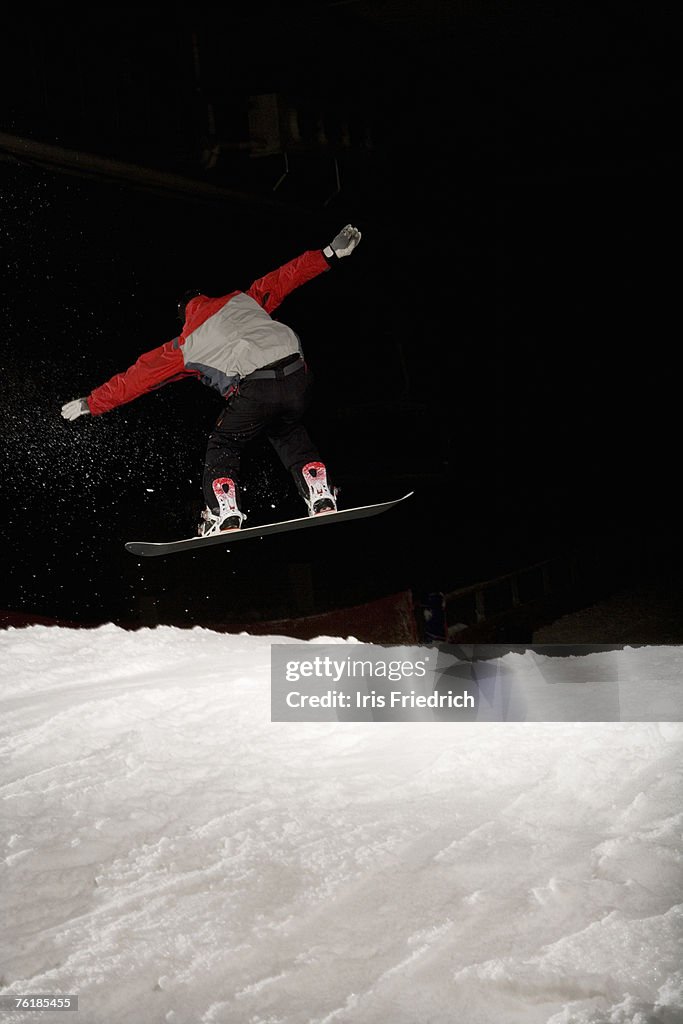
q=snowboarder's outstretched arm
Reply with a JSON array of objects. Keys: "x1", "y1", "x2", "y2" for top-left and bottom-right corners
[
  {"x1": 61, "y1": 226, "x2": 361, "y2": 420},
  {"x1": 247, "y1": 225, "x2": 361, "y2": 315},
  {"x1": 61, "y1": 339, "x2": 190, "y2": 419}
]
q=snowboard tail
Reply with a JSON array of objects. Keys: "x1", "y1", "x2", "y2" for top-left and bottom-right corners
[{"x1": 125, "y1": 492, "x2": 413, "y2": 558}]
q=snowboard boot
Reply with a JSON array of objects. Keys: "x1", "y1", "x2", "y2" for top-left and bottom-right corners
[
  {"x1": 298, "y1": 461, "x2": 338, "y2": 517},
  {"x1": 198, "y1": 477, "x2": 246, "y2": 537}
]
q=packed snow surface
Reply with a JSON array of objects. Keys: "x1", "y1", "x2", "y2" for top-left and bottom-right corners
[{"x1": 1, "y1": 626, "x2": 682, "y2": 1024}]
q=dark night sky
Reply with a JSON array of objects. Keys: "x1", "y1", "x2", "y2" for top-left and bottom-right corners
[{"x1": 0, "y1": 2, "x2": 679, "y2": 628}]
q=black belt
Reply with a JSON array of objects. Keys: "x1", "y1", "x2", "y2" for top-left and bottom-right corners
[{"x1": 248, "y1": 355, "x2": 304, "y2": 380}]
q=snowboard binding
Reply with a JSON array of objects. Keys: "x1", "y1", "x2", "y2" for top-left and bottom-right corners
[
  {"x1": 199, "y1": 478, "x2": 246, "y2": 537},
  {"x1": 299, "y1": 461, "x2": 338, "y2": 517}
]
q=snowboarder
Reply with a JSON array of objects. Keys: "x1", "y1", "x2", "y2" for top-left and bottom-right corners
[{"x1": 61, "y1": 224, "x2": 362, "y2": 536}]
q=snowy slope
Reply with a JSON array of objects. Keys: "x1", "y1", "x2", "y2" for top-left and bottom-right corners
[{"x1": 1, "y1": 626, "x2": 682, "y2": 1024}]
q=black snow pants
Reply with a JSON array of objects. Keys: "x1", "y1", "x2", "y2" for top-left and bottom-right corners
[{"x1": 203, "y1": 357, "x2": 322, "y2": 511}]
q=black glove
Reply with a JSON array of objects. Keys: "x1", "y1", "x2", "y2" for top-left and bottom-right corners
[{"x1": 324, "y1": 224, "x2": 362, "y2": 259}]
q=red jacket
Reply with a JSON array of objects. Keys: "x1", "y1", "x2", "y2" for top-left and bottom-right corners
[{"x1": 87, "y1": 249, "x2": 330, "y2": 416}]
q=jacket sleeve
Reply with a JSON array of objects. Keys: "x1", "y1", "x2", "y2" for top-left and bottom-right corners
[
  {"x1": 246, "y1": 249, "x2": 330, "y2": 315},
  {"x1": 87, "y1": 339, "x2": 190, "y2": 416}
]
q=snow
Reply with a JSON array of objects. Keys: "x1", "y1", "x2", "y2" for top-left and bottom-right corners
[{"x1": 1, "y1": 626, "x2": 682, "y2": 1024}]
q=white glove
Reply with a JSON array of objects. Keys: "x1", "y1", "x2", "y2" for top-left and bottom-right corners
[
  {"x1": 61, "y1": 398, "x2": 91, "y2": 421},
  {"x1": 324, "y1": 224, "x2": 361, "y2": 259}
]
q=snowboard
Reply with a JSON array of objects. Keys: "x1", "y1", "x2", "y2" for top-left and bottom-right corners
[{"x1": 125, "y1": 492, "x2": 413, "y2": 558}]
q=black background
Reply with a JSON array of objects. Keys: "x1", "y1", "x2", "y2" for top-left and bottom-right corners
[{"x1": 0, "y1": 2, "x2": 679, "y2": 628}]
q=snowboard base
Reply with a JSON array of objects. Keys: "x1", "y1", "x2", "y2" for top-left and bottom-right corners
[{"x1": 125, "y1": 492, "x2": 413, "y2": 558}]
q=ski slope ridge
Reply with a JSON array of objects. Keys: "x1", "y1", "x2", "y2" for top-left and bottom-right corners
[{"x1": 0, "y1": 625, "x2": 681, "y2": 1024}]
